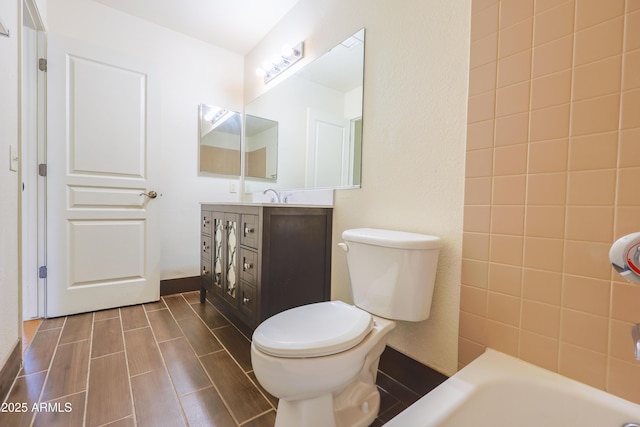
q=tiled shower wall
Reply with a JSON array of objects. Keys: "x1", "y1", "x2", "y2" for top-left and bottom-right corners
[{"x1": 460, "y1": 0, "x2": 640, "y2": 403}]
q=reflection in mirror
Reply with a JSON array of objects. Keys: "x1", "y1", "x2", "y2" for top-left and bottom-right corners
[
  {"x1": 199, "y1": 104, "x2": 241, "y2": 175},
  {"x1": 245, "y1": 28, "x2": 365, "y2": 190},
  {"x1": 245, "y1": 115, "x2": 278, "y2": 180}
]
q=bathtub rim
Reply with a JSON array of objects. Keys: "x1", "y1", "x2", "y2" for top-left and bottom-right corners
[{"x1": 385, "y1": 348, "x2": 640, "y2": 426}]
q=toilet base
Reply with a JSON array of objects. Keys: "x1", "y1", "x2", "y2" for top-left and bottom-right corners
[{"x1": 273, "y1": 330, "x2": 389, "y2": 427}]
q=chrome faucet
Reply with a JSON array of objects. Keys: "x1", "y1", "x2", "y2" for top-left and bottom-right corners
[
  {"x1": 633, "y1": 324, "x2": 640, "y2": 360},
  {"x1": 263, "y1": 188, "x2": 281, "y2": 203}
]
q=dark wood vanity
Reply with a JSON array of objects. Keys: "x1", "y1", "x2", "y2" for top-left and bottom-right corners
[{"x1": 200, "y1": 203, "x2": 333, "y2": 330}]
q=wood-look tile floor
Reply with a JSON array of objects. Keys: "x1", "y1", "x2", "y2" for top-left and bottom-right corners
[{"x1": 2, "y1": 292, "x2": 426, "y2": 427}]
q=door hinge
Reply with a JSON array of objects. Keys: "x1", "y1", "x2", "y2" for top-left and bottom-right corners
[
  {"x1": 38, "y1": 266, "x2": 47, "y2": 279},
  {"x1": 38, "y1": 58, "x2": 47, "y2": 72},
  {"x1": 38, "y1": 163, "x2": 47, "y2": 177}
]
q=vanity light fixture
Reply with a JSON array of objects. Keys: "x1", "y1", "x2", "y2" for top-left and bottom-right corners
[
  {"x1": 203, "y1": 106, "x2": 234, "y2": 130},
  {"x1": 255, "y1": 41, "x2": 304, "y2": 84},
  {"x1": 0, "y1": 16, "x2": 10, "y2": 37}
]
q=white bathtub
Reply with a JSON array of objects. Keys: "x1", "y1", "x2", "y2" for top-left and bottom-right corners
[{"x1": 386, "y1": 349, "x2": 640, "y2": 427}]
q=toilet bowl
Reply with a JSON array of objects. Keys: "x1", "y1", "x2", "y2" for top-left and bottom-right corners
[{"x1": 250, "y1": 228, "x2": 442, "y2": 427}]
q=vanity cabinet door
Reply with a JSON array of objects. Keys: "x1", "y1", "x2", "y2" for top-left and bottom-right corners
[
  {"x1": 239, "y1": 281, "x2": 256, "y2": 324},
  {"x1": 222, "y1": 213, "x2": 240, "y2": 308},
  {"x1": 240, "y1": 248, "x2": 258, "y2": 286},
  {"x1": 211, "y1": 211, "x2": 225, "y2": 296}
]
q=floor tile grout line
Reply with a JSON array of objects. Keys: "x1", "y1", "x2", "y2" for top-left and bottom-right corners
[
  {"x1": 146, "y1": 295, "x2": 191, "y2": 427},
  {"x1": 30, "y1": 316, "x2": 68, "y2": 427},
  {"x1": 166, "y1": 294, "x2": 242, "y2": 426},
  {"x1": 82, "y1": 311, "x2": 96, "y2": 427},
  {"x1": 238, "y1": 408, "x2": 276, "y2": 426},
  {"x1": 118, "y1": 307, "x2": 139, "y2": 427},
  {"x1": 187, "y1": 295, "x2": 277, "y2": 415}
]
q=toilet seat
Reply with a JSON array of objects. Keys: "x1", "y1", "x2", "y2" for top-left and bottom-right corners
[{"x1": 252, "y1": 301, "x2": 373, "y2": 358}]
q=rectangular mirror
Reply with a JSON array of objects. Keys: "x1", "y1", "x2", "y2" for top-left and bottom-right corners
[
  {"x1": 245, "y1": 115, "x2": 278, "y2": 180},
  {"x1": 245, "y1": 28, "x2": 365, "y2": 189},
  {"x1": 199, "y1": 104, "x2": 242, "y2": 176}
]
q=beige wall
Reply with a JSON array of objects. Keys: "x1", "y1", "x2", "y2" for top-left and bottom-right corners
[
  {"x1": 461, "y1": 0, "x2": 640, "y2": 403},
  {"x1": 246, "y1": 0, "x2": 472, "y2": 375}
]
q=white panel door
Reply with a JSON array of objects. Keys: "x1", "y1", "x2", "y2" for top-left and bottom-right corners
[
  {"x1": 45, "y1": 33, "x2": 160, "y2": 317},
  {"x1": 306, "y1": 109, "x2": 350, "y2": 188}
]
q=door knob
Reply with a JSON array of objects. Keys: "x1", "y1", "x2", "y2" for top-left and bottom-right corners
[{"x1": 140, "y1": 190, "x2": 158, "y2": 199}]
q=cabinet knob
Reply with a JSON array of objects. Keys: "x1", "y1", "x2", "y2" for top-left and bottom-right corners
[
  {"x1": 244, "y1": 225, "x2": 255, "y2": 235},
  {"x1": 243, "y1": 262, "x2": 253, "y2": 271},
  {"x1": 243, "y1": 297, "x2": 251, "y2": 305}
]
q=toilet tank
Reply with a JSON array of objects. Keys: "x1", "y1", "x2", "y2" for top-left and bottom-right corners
[{"x1": 341, "y1": 228, "x2": 442, "y2": 321}]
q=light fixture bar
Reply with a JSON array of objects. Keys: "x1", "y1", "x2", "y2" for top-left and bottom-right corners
[{"x1": 256, "y1": 41, "x2": 304, "y2": 84}]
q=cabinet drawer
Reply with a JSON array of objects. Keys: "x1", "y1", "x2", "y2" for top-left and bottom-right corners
[
  {"x1": 201, "y1": 235, "x2": 212, "y2": 259},
  {"x1": 201, "y1": 211, "x2": 213, "y2": 235},
  {"x1": 201, "y1": 258, "x2": 213, "y2": 291},
  {"x1": 239, "y1": 248, "x2": 258, "y2": 286},
  {"x1": 239, "y1": 281, "x2": 256, "y2": 322},
  {"x1": 240, "y1": 214, "x2": 259, "y2": 248}
]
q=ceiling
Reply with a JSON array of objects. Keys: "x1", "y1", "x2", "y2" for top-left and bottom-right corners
[{"x1": 91, "y1": 0, "x2": 302, "y2": 55}]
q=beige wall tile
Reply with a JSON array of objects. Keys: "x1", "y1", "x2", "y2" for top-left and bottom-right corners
[
  {"x1": 561, "y1": 309, "x2": 609, "y2": 353},
  {"x1": 486, "y1": 320, "x2": 520, "y2": 356},
  {"x1": 575, "y1": 0, "x2": 624, "y2": 31},
  {"x1": 608, "y1": 358, "x2": 640, "y2": 403},
  {"x1": 530, "y1": 104, "x2": 570, "y2": 141},
  {"x1": 525, "y1": 206, "x2": 565, "y2": 238},
  {"x1": 466, "y1": 148, "x2": 494, "y2": 178},
  {"x1": 467, "y1": 119, "x2": 495, "y2": 150},
  {"x1": 487, "y1": 291, "x2": 521, "y2": 326},
  {"x1": 519, "y1": 330, "x2": 558, "y2": 371},
  {"x1": 521, "y1": 299, "x2": 560, "y2": 338},
  {"x1": 463, "y1": 232, "x2": 491, "y2": 261},
  {"x1": 471, "y1": 3, "x2": 499, "y2": 41},
  {"x1": 528, "y1": 139, "x2": 568, "y2": 173},
  {"x1": 494, "y1": 144, "x2": 528, "y2": 175},
  {"x1": 563, "y1": 274, "x2": 611, "y2": 316},
  {"x1": 559, "y1": 343, "x2": 607, "y2": 389},
  {"x1": 611, "y1": 282, "x2": 640, "y2": 323},
  {"x1": 464, "y1": 205, "x2": 492, "y2": 232},
  {"x1": 569, "y1": 131, "x2": 618, "y2": 170},
  {"x1": 490, "y1": 234, "x2": 524, "y2": 265},
  {"x1": 535, "y1": 0, "x2": 572, "y2": 14},
  {"x1": 574, "y1": 17, "x2": 624, "y2": 66},
  {"x1": 493, "y1": 175, "x2": 526, "y2": 204},
  {"x1": 469, "y1": 61, "x2": 498, "y2": 96},
  {"x1": 609, "y1": 320, "x2": 637, "y2": 363},
  {"x1": 496, "y1": 82, "x2": 530, "y2": 116},
  {"x1": 532, "y1": 36, "x2": 573, "y2": 77},
  {"x1": 530, "y1": 70, "x2": 572, "y2": 110},
  {"x1": 491, "y1": 205, "x2": 525, "y2": 235},
  {"x1": 500, "y1": 0, "x2": 534, "y2": 29},
  {"x1": 461, "y1": 258, "x2": 489, "y2": 288},
  {"x1": 619, "y1": 129, "x2": 640, "y2": 167},
  {"x1": 488, "y1": 262, "x2": 522, "y2": 295},
  {"x1": 470, "y1": 33, "x2": 499, "y2": 68},
  {"x1": 465, "y1": 177, "x2": 492, "y2": 205},
  {"x1": 459, "y1": 311, "x2": 487, "y2": 343},
  {"x1": 564, "y1": 240, "x2": 612, "y2": 280},
  {"x1": 458, "y1": 337, "x2": 486, "y2": 366},
  {"x1": 621, "y1": 89, "x2": 640, "y2": 129},
  {"x1": 522, "y1": 268, "x2": 562, "y2": 305},
  {"x1": 499, "y1": 18, "x2": 533, "y2": 58},
  {"x1": 534, "y1": 0, "x2": 575, "y2": 46},
  {"x1": 571, "y1": 94, "x2": 621, "y2": 136},
  {"x1": 567, "y1": 169, "x2": 616, "y2": 206},
  {"x1": 615, "y1": 206, "x2": 640, "y2": 237},
  {"x1": 565, "y1": 206, "x2": 614, "y2": 243},
  {"x1": 523, "y1": 237, "x2": 564, "y2": 272},
  {"x1": 497, "y1": 50, "x2": 532, "y2": 88},
  {"x1": 624, "y1": 10, "x2": 640, "y2": 52},
  {"x1": 460, "y1": 284, "x2": 488, "y2": 316},
  {"x1": 468, "y1": 91, "x2": 497, "y2": 123},
  {"x1": 526, "y1": 172, "x2": 567, "y2": 205},
  {"x1": 623, "y1": 50, "x2": 640, "y2": 90},
  {"x1": 495, "y1": 112, "x2": 529, "y2": 145},
  {"x1": 572, "y1": 56, "x2": 622, "y2": 101}
]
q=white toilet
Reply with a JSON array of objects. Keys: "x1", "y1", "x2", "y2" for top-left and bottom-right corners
[{"x1": 251, "y1": 228, "x2": 442, "y2": 427}]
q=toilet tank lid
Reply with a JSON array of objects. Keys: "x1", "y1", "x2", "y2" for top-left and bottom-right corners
[{"x1": 342, "y1": 228, "x2": 442, "y2": 250}]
